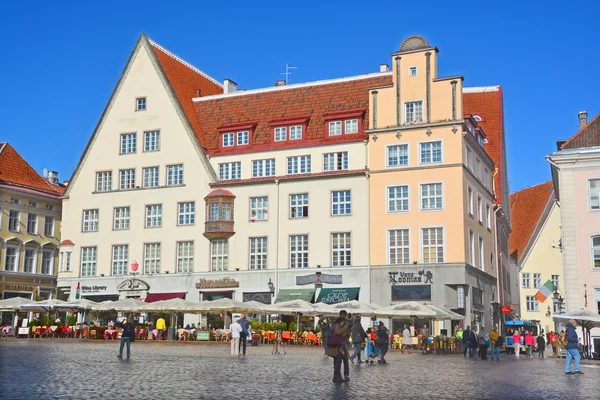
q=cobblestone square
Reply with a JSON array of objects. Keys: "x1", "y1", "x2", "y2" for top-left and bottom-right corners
[{"x1": 1, "y1": 339, "x2": 599, "y2": 399}]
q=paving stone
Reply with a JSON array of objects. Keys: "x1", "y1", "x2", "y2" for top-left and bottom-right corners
[{"x1": 0, "y1": 339, "x2": 599, "y2": 399}]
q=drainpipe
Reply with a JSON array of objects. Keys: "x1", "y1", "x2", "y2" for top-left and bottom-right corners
[
  {"x1": 364, "y1": 140, "x2": 372, "y2": 304},
  {"x1": 275, "y1": 179, "x2": 280, "y2": 301},
  {"x1": 493, "y1": 205, "x2": 502, "y2": 328}
]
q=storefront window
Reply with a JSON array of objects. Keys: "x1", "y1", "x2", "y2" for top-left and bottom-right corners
[{"x1": 391, "y1": 285, "x2": 431, "y2": 301}]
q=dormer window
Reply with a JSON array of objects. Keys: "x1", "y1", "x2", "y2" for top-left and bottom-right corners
[
  {"x1": 345, "y1": 120, "x2": 358, "y2": 134},
  {"x1": 204, "y1": 189, "x2": 236, "y2": 240},
  {"x1": 223, "y1": 133, "x2": 234, "y2": 147},
  {"x1": 290, "y1": 125, "x2": 303, "y2": 140},
  {"x1": 329, "y1": 121, "x2": 342, "y2": 136},
  {"x1": 237, "y1": 131, "x2": 249, "y2": 145},
  {"x1": 275, "y1": 127, "x2": 287, "y2": 142}
]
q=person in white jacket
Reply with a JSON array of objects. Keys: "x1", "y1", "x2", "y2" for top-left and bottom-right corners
[{"x1": 230, "y1": 318, "x2": 242, "y2": 356}]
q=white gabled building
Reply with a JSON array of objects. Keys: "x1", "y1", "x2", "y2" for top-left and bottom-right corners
[{"x1": 57, "y1": 34, "x2": 387, "y2": 314}]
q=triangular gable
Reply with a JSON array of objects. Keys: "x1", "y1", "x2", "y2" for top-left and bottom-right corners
[
  {"x1": 64, "y1": 34, "x2": 221, "y2": 196},
  {"x1": 508, "y1": 181, "x2": 554, "y2": 263},
  {"x1": 560, "y1": 113, "x2": 600, "y2": 150}
]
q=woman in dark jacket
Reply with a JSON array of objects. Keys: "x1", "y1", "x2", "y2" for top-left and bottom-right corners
[
  {"x1": 537, "y1": 333, "x2": 546, "y2": 358},
  {"x1": 375, "y1": 322, "x2": 389, "y2": 364},
  {"x1": 118, "y1": 318, "x2": 135, "y2": 359}
]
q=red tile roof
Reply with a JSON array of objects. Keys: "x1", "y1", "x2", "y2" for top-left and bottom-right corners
[
  {"x1": 60, "y1": 239, "x2": 75, "y2": 246},
  {"x1": 561, "y1": 113, "x2": 600, "y2": 149},
  {"x1": 508, "y1": 181, "x2": 554, "y2": 261},
  {"x1": 463, "y1": 87, "x2": 505, "y2": 205},
  {"x1": 205, "y1": 189, "x2": 235, "y2": 198},
  {"x1": 150, "y1": 41, "x2": 223, "y2": 149},
  {"x1": 193, "y1": 74, "x2": 393, "y2": 156},
  {"x1": 0, "y1": 143, "x2": 62, "y2": 198}
]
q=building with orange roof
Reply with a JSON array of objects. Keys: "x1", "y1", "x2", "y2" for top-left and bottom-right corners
[
  {"x1": 509, "y1": 181, "x2": 561, "y2": 331},
  {"x1": 56, "y1": 34, "x2": 512, "y2": 334},
  {"x1": 547, "y1": 111, "x2": 600, "y2": 352},
  {"x1": 0, "y1": 142, "x2": 64, "y2": 317}
]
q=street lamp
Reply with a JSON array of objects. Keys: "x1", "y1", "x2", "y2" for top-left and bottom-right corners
[
  {"x1": 552, "y1": 290, "x2": 564, "y2": 313},
  {"x1": 546, "y1": 305, "x2": 552, "y2": 318},
  {"x1": 267, "y1": 278, "x2": 275, "y2": 295}
]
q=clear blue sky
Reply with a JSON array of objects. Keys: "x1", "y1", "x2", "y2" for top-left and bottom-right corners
[{"x1": 1, "y1": 1, "x2": 598, "y2": 192}]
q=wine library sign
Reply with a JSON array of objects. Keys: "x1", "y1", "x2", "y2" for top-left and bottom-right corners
[{"x1": 388, "y1": 269, "x2": 434, "y2": 285}]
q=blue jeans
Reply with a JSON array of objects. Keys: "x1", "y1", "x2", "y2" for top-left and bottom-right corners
[
  {"x1": 119, "y1": 337, "x2": 130, "y2": 357},
  {"x1": 463, "y1": 341, "x2": 469, "y2": 356},
  {"x1": 238, "y1": 335, "x2": 247, "y2": 355},
  {"x1": 490, "y1": 344, "x2": 500, "y2": 360},
  {"x1": 565, "y1": 348, "x2": 581, "y2": 372},
  {"x1": 350, "y1": 342, "x2": 362, "y2": 362}
]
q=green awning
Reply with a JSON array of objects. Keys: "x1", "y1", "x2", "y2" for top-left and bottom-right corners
[
  {"x1": 316, "y1": 287, "x2": 360, "y2": 304},
  {"x1": 275, "y1": 288, "x2": 316, "y2": 303}
]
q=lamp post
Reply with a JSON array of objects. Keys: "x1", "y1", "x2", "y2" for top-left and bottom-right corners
[{"x1": 267, "y1": 278, "x2": 275, "y2": 303}]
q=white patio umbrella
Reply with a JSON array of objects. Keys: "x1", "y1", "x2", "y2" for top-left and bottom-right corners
[
  {"x1": 425, "y1": 304, "x2": 465, "y2": 320},
  {"x1": 66, "y1": 298, "x2": 99, "y2": 310},
  {"x1": 90, "y1": 299, "x2": 146, "y2": 312},
  {"x1": 243, "y1": 300, "x2": 270, "y2": 312},
  {"x1": 374, "y1": 301, "x2": 437, "y2": 318},
  {"x1": 553, "y1": 309, "x2": 600, "y2": 359},
  {"x1": 196, "y1": 298, "x2": 261, "y2": 313},
  {"x1": 0, "y1": 297, "x2": 33, "y2": 311},
  {"x1": 259, "y1": 299, "x2": 317, "y2": 315},
  {"x1": 314, "y1": 300, "x2": 380, "y2": 316},
  {"x1": 137, "y1": 298, "x2": 204, "y2": 313},
  {"x1": 19, "y1": 299, "x2": 77, "y2": 312}
]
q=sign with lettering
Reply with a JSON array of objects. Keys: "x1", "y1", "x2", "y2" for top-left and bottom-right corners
[
  {"x1": 2, "y1": 284, "x2": 34, "y2": 292},
  {"x1": 296, "y1": 272, "x2": 343, "y2": 286},
  {"x1": 81, "y1": 285, "x2": 107, "y2": 293},
  {"x1": 388, "y1": 269, "x2": 433, "y2": 285},
  {"x1": 197, "y1": 331, "x2": 210, "y2": 341},
  {"x1": 195, "y1": 278, "x2": 239, "y2": 289}
]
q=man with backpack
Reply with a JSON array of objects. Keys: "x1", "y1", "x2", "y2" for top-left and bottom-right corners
[{"x1": 349, "y1": 314, "x2": 367, "y2": 364}]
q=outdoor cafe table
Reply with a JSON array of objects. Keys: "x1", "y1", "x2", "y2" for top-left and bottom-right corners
[
  {"x1": 281, "y1": 332, "x2": 292, "y2": 343},
  {"x1": 305, "y1": 333, "x2": 317, "y2": 345}
]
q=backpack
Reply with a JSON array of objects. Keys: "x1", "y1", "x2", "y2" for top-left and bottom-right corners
[{"x1": 496, "y1": 335, "x2": 504, "y2": 346}]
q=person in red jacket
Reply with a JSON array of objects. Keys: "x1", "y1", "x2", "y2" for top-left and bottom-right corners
[
  {"x1": 512, "y1": 331, "x2": 522, "y2": 358},
  {"x1": 524, "y1": 331, "x2": 536, "y2": 358}
]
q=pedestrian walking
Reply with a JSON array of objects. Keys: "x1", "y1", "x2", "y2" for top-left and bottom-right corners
[
  {"x1": 117, "y1": 318, "x2": 135, "y2": 359},
  {"x1": 489, "y1": 326, "x2": 500, "y2": 361},
  {"x1": 155, "y1": 316, "x2": 166, "y2": 341},
  {"x1": 319, "y1": 317, "x2": 331, "y2": 356},
  {"x1": 238, "y1": 313, "x2": 250, "y2": 356},
  {"x1": 230, "y1": 317, "x2": 242, "y2": 357},
  {"x1": 349, "y1": 314, "x2": 367, "y2": 364},
  {"x1": 564, "y1": 322, "x2": 584, "y2": 375},
  {"x1": 455, "y1": 328, "x2": 463, "y2": 354},
  {"x1": 401, "y1": 325, "x2": 412, "y2": 354},
  {"x1": 524, "y1": 330, "x2": 535, "y2": 358},
  {"x1": 512, "y1": 330, "x2": 522, "y2": 358},
  {"x1": 420, "y1": 324, "x2": 429, "y2": 354},
  {"x1": 469, "y1": 328, "x2": 478, "y2": 360},
  {"x1": 326, "y1": 310, "x2": 353, "y2": 383},
  {"x1": 537, "y1": 333, "x2": 546, "y2": 358},
  {"x1": 463, "y1": 325, "x2": 473, "y2": 358},
  {"x1": 375, "y1": 322, "x2": 389, "y2": 363},
  {"x1": 478, "y1": 327, "x2": 489, "y2": 360}
]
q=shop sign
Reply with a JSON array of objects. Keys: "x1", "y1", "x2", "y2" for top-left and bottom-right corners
[
  {"x1": 81, "y1": 285, "x2": 107, "y2": 293},
  {"x1": 388, "y1": 269, "x2": 433, "y2": 285},
  {"x1": 296, "y1": 272, "x2": 342, "y2": 286},
  {"x1": 195, "y1": 278, "x2": 239, "y2": 289},
  {"x1": 1, "y1": 284, "x2": 34, "y2": 292},
  {"x1": 501, "y1": 305, "x2": 511, "y2": 314},
  {"x1": 197, "y1": 331, "x2": 210, "y2": 341}
]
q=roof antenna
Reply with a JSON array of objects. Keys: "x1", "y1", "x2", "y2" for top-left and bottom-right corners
[{"x1": 281, "y1": 63, "x2": 297, "y2": 84}]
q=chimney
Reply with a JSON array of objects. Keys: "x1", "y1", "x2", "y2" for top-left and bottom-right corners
[
  {"x1": 223, "y1": 79, "x2": 237, "y2": 94},
  {"x1": 274, "y1": 80, "x2": 286, "y2": 87},
  {"x1": 380, "y1": 64, "x2": 390, "y2": 72},
  {"x1": 578, "y1": 111, "x2": 588, "y2": 129},
  {"x1": 47, "y1": 171, "x2": 58, "y2": 185}
]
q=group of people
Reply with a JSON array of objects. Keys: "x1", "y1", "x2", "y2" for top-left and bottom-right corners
[
  {"x1": 229, "y1": 314, "x2": 251, "y2": 357},
  {"x1": 459, "y1": 326, "x2": 503, "y2": 361}
]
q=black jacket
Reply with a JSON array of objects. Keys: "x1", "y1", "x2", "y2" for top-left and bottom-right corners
[
  {"x1": 536, "y1": 336, "x2": 545, "y2": 349},
  {"x1": 351, "y1": 318, "x2": 367, "y2": 344},
  {"x1": 120, "y1": 322, "x2": 135, "y2": 338}
]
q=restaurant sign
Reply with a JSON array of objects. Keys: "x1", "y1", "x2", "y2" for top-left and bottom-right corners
[
  {"x1": 389, "y1": 269, "x2": 433, "y2": 285},
  {"x1": 296, "y1": 272, "x2": 342, "y2": 286},
  {"x1": 196, "y1": 278, "x2": 239, "y2": 289},
  {"x1": 1, "y1": 284, "x2": 34, "y2": 292}
]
